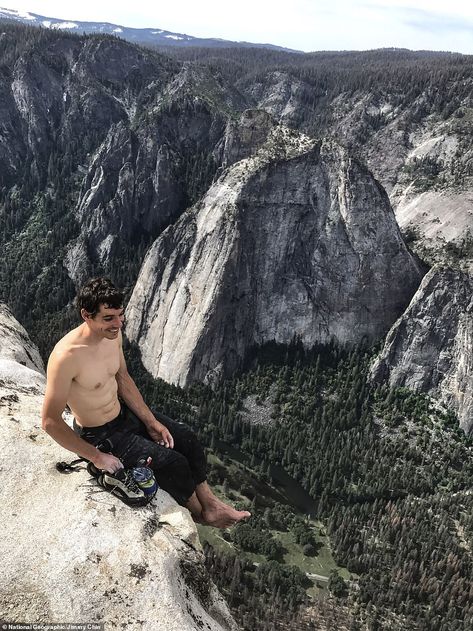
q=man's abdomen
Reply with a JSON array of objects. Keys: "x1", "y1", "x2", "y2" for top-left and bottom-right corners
[{"x1": 68, "y1": 377, "x2": 121, "y2": 427}]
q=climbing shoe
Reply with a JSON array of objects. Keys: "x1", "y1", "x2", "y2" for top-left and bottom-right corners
[
  {"x1": 57, "y1": 458, "x2": 157, "y2": 507},
  {"x1": 100, "y1": 468, "x2": 150, "y2": 507}
]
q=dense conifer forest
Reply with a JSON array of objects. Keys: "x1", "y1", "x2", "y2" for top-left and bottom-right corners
[
  {"x1": 160, "y1": 45, "x2": 473, "y2": 133},
  {"x1": 127, "y1": 342, "x2": 473, "y2": 631}
]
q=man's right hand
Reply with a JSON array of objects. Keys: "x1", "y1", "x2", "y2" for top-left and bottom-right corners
[{"x1": 92, "y1": 451, "x2": 124, "y2": 473}]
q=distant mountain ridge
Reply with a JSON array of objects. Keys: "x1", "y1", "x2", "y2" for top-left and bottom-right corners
[
  {"x1": 0, "y1": 6, "x2": 299, "y2": 51},
  {"x1": 0, "y1": 22, "x2": 471, "y2": 434}
]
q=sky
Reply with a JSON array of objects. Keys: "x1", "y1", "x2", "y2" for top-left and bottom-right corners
[{"x1": 3, "y1": 0, "x2": 473, "y2": 54}]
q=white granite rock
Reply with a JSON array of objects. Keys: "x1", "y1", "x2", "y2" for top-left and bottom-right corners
[
  {"x1": 371, "y1": 267, "x2": 473, "y2": 434},
  {"x1": 0, "y1": 306, "x2": 237, "y2": 631},
  {"x1": 0, "y1": 302, "x2": 45, "y2": 391},
  {"x1": 126, "y1": 126, "x2": 424, "y2": 386}
]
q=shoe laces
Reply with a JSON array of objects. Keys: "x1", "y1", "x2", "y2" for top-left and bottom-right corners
[{"x1": 116, "y1": 468, "x2": 142, "y2": 494}]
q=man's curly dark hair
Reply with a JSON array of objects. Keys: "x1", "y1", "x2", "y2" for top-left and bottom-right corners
[{"x1": 76, "y1": 277, "x2": 124, "y2": 318}]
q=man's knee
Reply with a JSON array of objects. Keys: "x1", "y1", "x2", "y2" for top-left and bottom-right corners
[{"x1": 150, "y1": 446, "x2": 191, "y2": 473}]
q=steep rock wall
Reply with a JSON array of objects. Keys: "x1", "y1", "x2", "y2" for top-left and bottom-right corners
[
  {"x1": 371, "y1": 267, "x2": 473, "y2": 434},
  {"x1": 126, "y1": 126, "x2": 425, "y2": 386},
  {"x1": 0, "y1": 302, "x2": 45, "y2": 388},
  {"x1": 64, "y1": 65, "x2": 241, "y2": 283}
]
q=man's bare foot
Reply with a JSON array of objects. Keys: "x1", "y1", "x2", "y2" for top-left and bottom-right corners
[{"x1": 201, "y1": 501, "x2": 251, "y2": 529}]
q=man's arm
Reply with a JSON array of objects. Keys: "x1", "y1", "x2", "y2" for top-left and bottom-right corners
[
  {"x1": 41, "y1": 349, "x2": 123, "y2": 472},
  {"x1": 115, "y1": 335, "x2": 174, "y2": 448}
]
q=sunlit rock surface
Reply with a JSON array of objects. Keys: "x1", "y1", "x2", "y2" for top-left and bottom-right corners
[
  {"x1": 0, "y1": 306, "x2": 237, "y2": 631},
  {"x1": 126, "y1": 125, "x2": 424, "y2": 386},
  {"x1": 371, "y1": 267, "x2": 473, "y2": 434},
  {"x1": 0, "y1": 302, "x2": 45, "y2": 389}
]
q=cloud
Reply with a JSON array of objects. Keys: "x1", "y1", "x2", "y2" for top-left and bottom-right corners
[
  {"x1": 399, "y1": 7, "x2": 473, "y2": 34},
  {"x1": 364, "y1": 2, "x2": 473, "y2": 33}
]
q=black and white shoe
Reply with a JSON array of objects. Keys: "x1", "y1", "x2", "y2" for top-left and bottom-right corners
[
  {"x1": 87, "y1": 463, "x2": 149, "y2": 507},
  {"x1": 102, "y1": 468, "x2": 149, "y2": 506},
  {"x1": 86, "y1": 461, "x2": 102, "y2": 479}
]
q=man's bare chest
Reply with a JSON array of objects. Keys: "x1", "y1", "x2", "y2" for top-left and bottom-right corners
[{"x1": 74, "y1": 347, "x2": 120, "y2": 392}]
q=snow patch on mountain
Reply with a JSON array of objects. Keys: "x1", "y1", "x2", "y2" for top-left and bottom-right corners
[{"x1": 51, "y1": 21, "x2": 79, "y2": 30}]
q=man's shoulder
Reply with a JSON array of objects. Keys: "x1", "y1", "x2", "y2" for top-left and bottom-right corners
[{"x1": 49, "y1": 327, "x2": 85, "y2": 364}]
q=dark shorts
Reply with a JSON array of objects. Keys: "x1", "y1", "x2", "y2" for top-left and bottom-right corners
[{"x1": 74, "y1": 404, "x2": 207, "y2": 505}]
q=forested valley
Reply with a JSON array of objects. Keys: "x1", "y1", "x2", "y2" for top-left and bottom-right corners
[
  {"x1": 127, "y1": 341, "x2": 473, "y2": 631},
  {"x1": 162, "y1": 45, "x2": 473, "y2": 137}
]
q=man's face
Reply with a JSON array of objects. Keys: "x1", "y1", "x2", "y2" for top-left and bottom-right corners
[{"x1": 83, "y1": 304, "x2": 125, "y2": 340}]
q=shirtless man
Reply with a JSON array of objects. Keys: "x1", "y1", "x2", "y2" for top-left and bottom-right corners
[{"x1": 41, "y1": 277, "x2": 250, "y2": 528}]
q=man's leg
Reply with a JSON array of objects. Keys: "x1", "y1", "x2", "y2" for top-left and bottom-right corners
[
  {"x1": 195, "y1": 481, "x2": 251, "y2": 528},
  {"x1": 81, "y1": 406, "x2": 251, "y2": 528},
  {"x1": 76, "y1": 413, "x2": 200, "y2": 510},
  {"x1": 154, "y1": 411, "x2": 251, "y2": 527}
]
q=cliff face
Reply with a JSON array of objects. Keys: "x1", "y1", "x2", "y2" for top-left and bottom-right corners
[
  {"x1": 371, "y1": 268, "x2": 473, "y2": 434},
  {"x1": 0, "y1": 302, "x2": 45, "y2": 388},
  {"x1": 243, "y1": 71, "x2": 473, "y2": 269},
  {"x1": 66, "y1": 116, "x2": 185, "y2": 280},
  {"x1": 3, "y1": 31, "x2": 472, "y2": 361},
  {"x1": 1, "y1": 31, "x2": 246, "y2": 286},
  {"x1": 2, "y1": 30, "x2": 470, "y2": 419},
  {"x1": 126, "y1": 123, "x2": 424, "y2": 386},
  {"x1": 63, "y1": 60, "x2": 242, "y2": 282},
  {"x1": 0, "y1": 305, "x2": 237, "y2": 631}
]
